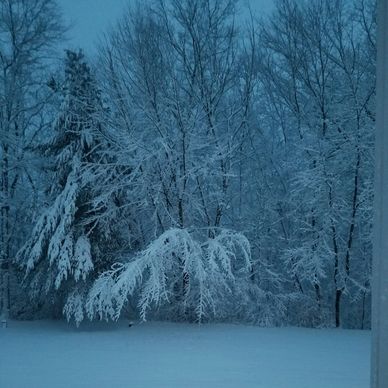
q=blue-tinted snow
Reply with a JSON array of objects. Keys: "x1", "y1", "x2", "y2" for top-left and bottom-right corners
[{"x1": 0, "y1": 321, "x2": 369, "y2": 388}]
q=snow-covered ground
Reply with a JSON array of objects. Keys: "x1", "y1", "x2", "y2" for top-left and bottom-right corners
[{"x1": 0, "y1": 320, "x2": 370, "y2": 388}]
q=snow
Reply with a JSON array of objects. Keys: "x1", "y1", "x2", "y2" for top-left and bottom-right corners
[{"x1": 0, "y1": 321, "x2": 370, "y2": 388}]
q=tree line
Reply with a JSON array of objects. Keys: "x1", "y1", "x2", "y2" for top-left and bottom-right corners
[{"x1": 0, "y1": 0, "x2": 376, "y2": 328}]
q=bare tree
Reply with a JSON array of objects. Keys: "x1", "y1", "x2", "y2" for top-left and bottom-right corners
[
  {"x1": 257, "y1": 0, "x2": 376, "y2": 327},
  {"x1": 0, "y1": 0, "x2": 64, "y2": 325},
  {"x1": 92, "y1": 0, "x2": 261, "y2": 321}
]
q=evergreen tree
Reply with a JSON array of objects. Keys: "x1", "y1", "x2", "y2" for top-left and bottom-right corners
[{"x1": 17, "y1": 50, "x2": 119, "y2": 320}]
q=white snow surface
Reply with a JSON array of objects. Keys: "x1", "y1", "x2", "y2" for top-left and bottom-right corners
[{"x1": 0, "y1": 321, "x2": 370, "y2": 388}]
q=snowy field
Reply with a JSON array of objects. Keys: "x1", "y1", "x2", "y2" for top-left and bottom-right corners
[{"x1": 0, "y1": 321, "x2": 370, "y2": 388}]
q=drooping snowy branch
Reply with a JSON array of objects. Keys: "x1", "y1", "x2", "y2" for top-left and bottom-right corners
[{"x1": 85, "y1": 228, "x2": 252, "y2": 324}]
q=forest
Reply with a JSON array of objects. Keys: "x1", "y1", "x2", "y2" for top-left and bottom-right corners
[{"x1": 0, "y1": 0, "x2": 376, "y2": 330}]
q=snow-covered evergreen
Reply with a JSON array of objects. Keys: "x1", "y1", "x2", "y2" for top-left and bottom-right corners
[{"x1": 16, "y1": 51, "x2": 118, "y2": 317}]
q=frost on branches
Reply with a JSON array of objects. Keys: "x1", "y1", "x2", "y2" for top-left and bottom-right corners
[{"x1": 85, "y1": 228, "x2": 252, "y2": 325}]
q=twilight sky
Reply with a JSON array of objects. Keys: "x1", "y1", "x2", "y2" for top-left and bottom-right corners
[{"x1": 58, "y1": 0, "x2": 274, "y2": 54}]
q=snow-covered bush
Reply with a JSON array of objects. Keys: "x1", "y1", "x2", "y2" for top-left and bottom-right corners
[{"x1": 83, "y1": 228, "x2": 252, "y2": 325}]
